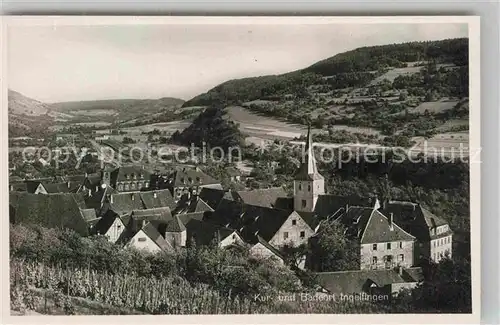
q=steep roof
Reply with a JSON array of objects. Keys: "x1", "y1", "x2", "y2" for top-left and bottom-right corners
[
  {"x1": 141, "y1": 222, "x2": 175, "y2": 252},
  {"x1": 80, "y1": 208, "x2": 98, "y2": 223},
  {"x1": 123, "y1": 207, "x2": 173, "y2": 225},
  {"x1": 294, "y1": 125, "x2": 324, "y2": 181},
  {"x1": 109, "y1": 193, "x2": 144, "y2": 215},
  {"x1": 165, "y1": 215, "x2": 186, "y2": 232},
  {"x1": 198, "y1": 187, "x2": 227, "y2": 210},
  {"x1": 381, "y1": 201, "x2": 451, "y2": 241},
  {"x1": 172, "y1": 168, "x2": 220, "y2": 187},
  {"x1": 207, "y1": 199, "x2": 291, "y2": 244},
  {"x1": 114, "y1": 166, "x2": 153, "y2": 183},
  {"x1": 9, "y1": 182, "x2": 27, "y2": 192},
  {"x1": 25, "y1": 181, "x2": 42, "y2": 194},
  {"x1": 314, "y1": 194, "x2": 375, "y2": 219},
  {"x1": 139, "y1": 189, "x2": 176, "y2": 210},
  {"x1": 255, "y1": 236, "x2": 284, "y2": 261},
  {"x1": 92, "y1": 211, "x2": 120, "y2": 235},
  {"x1": 185, "y1": 219, "x2": 237, "y2": 246},
  {"x1": 360, "y1": 210, "x2": 415, "y2": 244},
  {"x1": 11, "y1": 193, "x2": 90, "y2": 235},
  {"x1": 315, "y1": 268, "x2": 423, "y2": 295},
  {"x1": 233, "y1": 187, "x2": 289, "y2": 208},
  {"x1": 41, "y1": 182, "x2": 80, "y2": 193},
  {"x1": 176, "y1": 212, "x2": 206, "y2": 225}
]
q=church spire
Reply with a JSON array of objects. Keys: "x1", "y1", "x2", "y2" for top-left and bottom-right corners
[
  {"x1": 293, "y1": 124, "x2": 323, "y2": 181},
  {"x1": 305, "y1": 124, "x2": 318, "y2": 175}
]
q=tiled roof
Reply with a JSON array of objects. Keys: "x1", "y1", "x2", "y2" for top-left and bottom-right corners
[
  {"x1": 109, "y1": 193, "x2": 144, "y2": 215},
  {"x1": 360, "y1": 210, "x2": 415, "y2": 244},
  {"x1": 176, "y1": 212, "x2": 206, "y2": 225},
  {"x1": 335, "y1": 207, "x2": 415, "y2": 244},
  {"x1": 198, "y1": 188, "x2": 227, "y2": 210},
  {"x1": 114, "y1": 166, "x2": 153, "y2": 183},
  {"x1": 9, "y1": 182, "x2": 27, "y2": 192},
  {"x1": 141, "y1": 222, "x2": 175, "y2": 252},
  {"x1": 315, "y1": 268, "x2": 423, "y2": 295},
  {"x1": 42, "y1": 182, "x2": 80, "y2": 193},
  {"x1": 207, "y1": 199, "x2": 291, "y2": 243},
  {"x1": 380, "y1": 201, "x2": 451, "y2": 241},
  {"x1": 255, "y1": 235, "x2": 284, "y2": 261},
  {"x1": 25, "y1": 181, "x2": 42, "y2": 194},
  {"x1": 80, "y1": 208, "x2": 98, "y2": 223},
  {"x1": 165, "y1": 215, "x2": 186, "y2": 232},
  {"x1": 11, "y1": 193, "x2": 90, "y2": 235},
  {"x1": 314, "y1": 194, "x2": 375, "y2": 219},
  {"x1": 233, "y1": 187, "x2": 289, "y2": 208},
  {"x1": 92, "y1": 211, "x2": 120, "y2": 235},
  {"x1": 185, "y1": 219, "x2": 237, "y2": 246},
  {"x1": 173, "y1": 169, "x2": 220, "y2": 187},
  {"x1": 139, "y1": 189, "x2": 176, "y2": 210}
]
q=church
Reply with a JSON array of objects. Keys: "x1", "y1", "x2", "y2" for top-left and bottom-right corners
[{"x1": 198, "y1": 125, "x2": 453, "y2": 269}]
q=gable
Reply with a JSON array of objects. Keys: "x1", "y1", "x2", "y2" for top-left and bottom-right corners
[
  {"x1": 269, "y1": 211, "x2": 315, "y2": 245},
  {"x1": 360, "y1": 210, "x2": 415, "y2": 244}
]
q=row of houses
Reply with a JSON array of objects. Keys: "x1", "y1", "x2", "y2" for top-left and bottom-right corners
[{"x1": 8, "y1": 127, "x2": 453, "y2": 297}]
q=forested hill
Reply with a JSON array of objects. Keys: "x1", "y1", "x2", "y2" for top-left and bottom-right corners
[{"x1": 182, "y1": 38, "x2": 468, "y2": 107}]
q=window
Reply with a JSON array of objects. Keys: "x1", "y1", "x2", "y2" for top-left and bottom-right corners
[
  {"x1": 301, "y1": 200, "x2": 306, "y2": 208},
  {"x1": 300, "y1": 231, "x2": 305, "y2": 238},
  {"x1": 433, "y1": 241, "x2": 436, "y2": 247},
  {"x1": 372, "y1": 257, "x2": 377, "y2": 264},
  {"x1": 372, "y1": 244, "x2": 377, "y2": 251},
  {"x1": 387, "y1": 243, "x2": 392, "y2": 250},
  {"x1": 308, "y1": 185, "x2": 311, "y2": 192},
  {"x1": 117, "y1": 225, "x2": 121, "y2": 230},
  {"x1": 138, "y1": 237, "x2": 146, "y2": 242},
  {"x1": 298, "y1": 184, "x2": 302, "y2": 190},
  {"x1": 283, "y1": 232, "x2": 289, "y2": 240},
  {"x1": 232, "y1": 234, "x2": 236, "y2": 240},
  {"x1": 399, "y1": 242, "x2": 403, "y2": 248},
  {"x1": 399, "y1": 254, "x2": 404, "y2": 262},
  {"x1": 140, "y1": 174, "x2": 144, "y2": 179},
  {"x1": 292, "y1": 220, "x2": 297, "y2": 226}
]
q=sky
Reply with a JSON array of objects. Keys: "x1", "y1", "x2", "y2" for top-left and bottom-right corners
[{"x1": 8, "y1": 22, "x2": 468, "y2": 103}]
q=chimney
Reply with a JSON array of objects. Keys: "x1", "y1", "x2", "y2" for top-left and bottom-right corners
[
  {"x1": 153, "y1": 192, "x2": 157, "y2": 199},
  {"x1": 389, "y1": 213, "x2": 394, "y2": 231},
  {"x1": 110, "y1": 195, "x2": 114, "y2": 204},
  {"x1": 85, "y1": 172, "x2": 88, "y2": 178},
  {"x1": 398, "y1": 266, "x2": 403, "y2": 276},
  {"x1": 131, "y1": 193, "x2": 135, "y2": 201},
  {"x1": 67, "y1": 181, "x2": 71, "y2": 189},
  {"x1": 10, "y1": 185, "x2": 13, "y2": 191},
  {"x1": 88, "y1": 189, "x2": 91, "y2": 197}
]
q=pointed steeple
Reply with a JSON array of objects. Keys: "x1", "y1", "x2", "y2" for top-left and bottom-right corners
[{"x1": 294, "y1": 124, "x2": 323, "y2": 180}]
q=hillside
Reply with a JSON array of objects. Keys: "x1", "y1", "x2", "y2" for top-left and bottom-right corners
[
  {"x1": 181, "y1": 38, "x2": 469, "y2": 144},
  {"x1": 8, "y1": 90, "x2": 54, "y2": 138},
  {"x1": 171, "y1": 106, "x2": 244, "y2": 151},
  {"x1": 50, "y1": 97, "x2": 186, "y2": 125}
]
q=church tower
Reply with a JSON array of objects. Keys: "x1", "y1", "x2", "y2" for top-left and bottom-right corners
[{"x1": 293, "y1": 125, "x2": 325, "y2": 213}]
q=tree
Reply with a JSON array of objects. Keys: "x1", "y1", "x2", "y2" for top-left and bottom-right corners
[{"x1": 309, "y1": 221, "x2": 360, "y2": 272}]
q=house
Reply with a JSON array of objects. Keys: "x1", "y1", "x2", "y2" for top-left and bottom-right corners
[
  {"x1": 249, "y1": 236, "x2": 285, "y2": 265},
  {"x1": 102, "y1": 165, "x2": 153, "y2": 192},
  {"x1": 124, "y1": 221, "x2": 174, "y2": 254},
  {"x1": 185, "y1": 219, "x2": 245, "y2": 248},
  {"x1": 207, "y1": 199, "x2": 315, "y2": 248},
  {"x1": 163, "y1": 216, "x2": 187, "y2": 249},
  {"x1": 231, "y1": 187, "x2": 290, "y2": 209},
  {"x1": 335, "y1": 206, "x2": 416, "y2": 270},
  {"x1": 380, "y1": 201, "x2": 453, "y2": 263},
  {"x1": 92, "y1": 213, "x2": 125, "y2": 243},
  {"x1": 164, "y1": 166, "x2": 222, "y2": 201},
  {"x1": 32, "y1": 181, "x2": 80, "y2": 194},
  {"x1": 173, "y1": 194, "x2": 214, "y2": 215},
  {"x1": 9, "y1": 193, "x2": 91, "y2": 236},
  {"x1": 314, "y1": 267, "x2": 424, "y2": 297},
  {"x1": 197, "y1": 187, "x2": 235, "y2": 210},
  {"x1": 97, "y1": 189, "x2": 176, "y2": 218}
]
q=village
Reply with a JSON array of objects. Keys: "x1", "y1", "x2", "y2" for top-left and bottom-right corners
[{"x1": 9, "y1": 126, "x2": 454, "y2": 299}]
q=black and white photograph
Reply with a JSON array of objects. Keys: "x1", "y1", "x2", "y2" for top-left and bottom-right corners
[{"x1": 4, "y1": 16, "x2": 480, "y2": 320}]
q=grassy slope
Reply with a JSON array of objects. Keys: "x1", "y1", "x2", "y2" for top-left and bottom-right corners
[{"x1": 181, "y1": 38, "x2": 469, "y2": 140}]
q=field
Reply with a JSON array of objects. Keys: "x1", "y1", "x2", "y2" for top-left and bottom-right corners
[
  {"x1": 409, "y1": 99, "x2": 459, "y2": 114},
  {"x1": 369, "y1": 66, "x2": 422, "y2": 86},
  {"x1": 10, "y1": 259, "x2": 392, "y2": 315}
]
